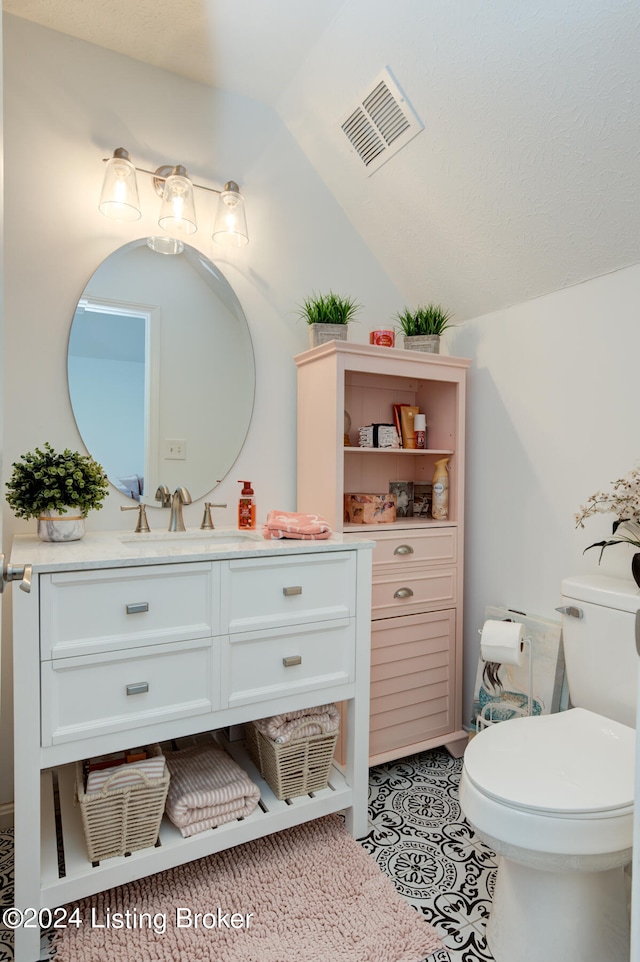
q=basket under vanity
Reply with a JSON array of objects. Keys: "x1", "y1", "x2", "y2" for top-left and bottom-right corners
[
  {"x1": 9, "y1": 533, "x2": 373, "y2": 962},
  {"x1": 296, "y1": 341, "x2": 470, "y2": 766}
]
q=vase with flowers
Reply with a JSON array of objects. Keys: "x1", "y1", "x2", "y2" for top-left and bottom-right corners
[{"x1": 575, "y1": 463, "x2": 640, "y2": 587}]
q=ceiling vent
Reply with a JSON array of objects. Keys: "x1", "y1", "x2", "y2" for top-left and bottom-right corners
[{"x1": 340, "y1": 68, "x2": 424, "y2": 175}]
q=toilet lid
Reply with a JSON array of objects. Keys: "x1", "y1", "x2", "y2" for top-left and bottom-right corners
[{"x1": 464, "y1": 708, "x2": 636, "y2": 816}]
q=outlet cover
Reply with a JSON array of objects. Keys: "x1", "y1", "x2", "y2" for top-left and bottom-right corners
[{"x1": 164, "y1": 439, "x2": 187, "y2": 460}]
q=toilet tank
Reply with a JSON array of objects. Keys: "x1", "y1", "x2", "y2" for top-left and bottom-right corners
[{"x1": 560, "y1": 574, "x2": 640, "y2": 728}]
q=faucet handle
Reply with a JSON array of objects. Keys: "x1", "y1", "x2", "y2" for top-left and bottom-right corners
[
  {"x1": 121, "y1": 503, "x2": 151, "y2": 533},
  {"x1": 201, "y1": 502, "x2": 227, "y2": 530}
]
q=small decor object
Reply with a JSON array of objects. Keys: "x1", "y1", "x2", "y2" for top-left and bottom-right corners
[
  {"x1": 344, "y1": 409, "x2": 352, "y2": 446},
  {"x1": 358, "y1": 424, "x2": 399, "y2": 448},
  {"x1": 5, "y1": 442, "x2": 109, "y2": 542},
  {"x1": 344, "y1": 492, "x2": 396, "y2": 524},
  {"x1": 575, "y1": 463, "x2": 640, "y2": 585},
  {"x1": 369, "y1": 328, "x2": 395, "y2": 347},
  {"x1": 414, "y1": 483, "x2": 433, "y2": 517},
  {"x1": 297, "y1": 290, "x2": 361, "y2": 348},
  {"x1": 394, "y1": 303, "x2": 453, "y2": 353},
  {"x1": 389, "y1": 480, "x2": 414, "y2": 517}
]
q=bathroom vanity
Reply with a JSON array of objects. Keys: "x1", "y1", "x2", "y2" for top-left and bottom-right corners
[
  {"x1": 10, "y1": 530, "x2": 372, "y2": 962},
  {"x1": 296, "y1": 341, "x2": 470, "y2": 765}
]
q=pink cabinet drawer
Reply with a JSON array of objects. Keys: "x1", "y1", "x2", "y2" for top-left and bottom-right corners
[
  {"x1": 371, "y1": 567, "x2": 456, "y2": 619},
  {"x1": 371, "y1": 528, "x2": 457, "y2": 568}
]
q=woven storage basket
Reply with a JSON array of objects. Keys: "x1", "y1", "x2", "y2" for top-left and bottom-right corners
[
  {"x1": 245, "y1": 722, "x2": 338, "y2": 800},
  {"x1": 75, "y1": 744, "x2": 170, "y2": 861}
]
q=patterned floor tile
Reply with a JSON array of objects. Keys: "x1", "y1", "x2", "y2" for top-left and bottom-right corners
[{"x1": 363, "y1": 748, "x2": 497, "y2": 962}]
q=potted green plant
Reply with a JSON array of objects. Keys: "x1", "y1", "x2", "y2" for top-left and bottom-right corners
[
  {"x1": 297, "y1": 291, "x2": 361, "y2": 348},
  {"x1": 394, "y1": 303, "x2": 453, "y2": 353},
  {"x1": 6, "y1": 442, "x2": 109, "y2": 542}
]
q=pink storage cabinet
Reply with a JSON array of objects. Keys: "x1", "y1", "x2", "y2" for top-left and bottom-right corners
[{"x1": 295, "y1": 341, "x2": 470, "y2": 765}]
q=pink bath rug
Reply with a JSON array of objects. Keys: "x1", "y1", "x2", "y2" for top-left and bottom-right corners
[{"x1": 52, "y1": 814, "x2": 442, "y2": 961}]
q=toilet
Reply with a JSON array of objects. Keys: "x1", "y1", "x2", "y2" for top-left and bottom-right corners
[{"x1": 459, "y1": 573, "x2": 639, "y2": 962}]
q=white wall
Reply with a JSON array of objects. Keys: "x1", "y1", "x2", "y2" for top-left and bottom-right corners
[
  {"x1": 446, "y1": 263, "x2": 640, "y2": 720},
  {"x1": 0, "y1": 16, "x2": 405, "y2": 804}
]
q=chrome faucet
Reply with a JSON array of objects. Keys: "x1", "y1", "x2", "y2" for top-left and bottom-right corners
[{"x1": 168, "y1": 486, "x2": 192, "y2": 531}]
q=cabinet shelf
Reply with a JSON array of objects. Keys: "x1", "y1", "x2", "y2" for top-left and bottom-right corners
[
  {"x1": 344, "y1": 518, "x2": 456, "y2": 532},
  {"x1": 344, "y1": 447, "x2": 454, "y2": 455},
  {"x1": 41, "y1": 731, "x2": 351, "y2": 907}
]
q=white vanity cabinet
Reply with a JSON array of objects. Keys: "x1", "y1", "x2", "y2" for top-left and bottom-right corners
[{"x1": 10, "y1": 532, "x2": 372, "y2": 962}]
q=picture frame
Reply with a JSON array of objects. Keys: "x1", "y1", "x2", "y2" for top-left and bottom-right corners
[{"x1": 388, "y1": 480, "x2": 414, "y2": 517}]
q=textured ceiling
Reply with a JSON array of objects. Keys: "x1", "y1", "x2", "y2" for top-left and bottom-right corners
[
  {"x1": 2, "y1": 0, "x2": 346, "y2": 103},
  {"x1": 5, "y1": 0, "x2": 640, "y2": 321}
]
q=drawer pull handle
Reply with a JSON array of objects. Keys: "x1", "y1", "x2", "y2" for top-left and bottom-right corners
[
  {"x1": 282, "y1": 655, "x2": 302, "y2": 667},
  {"x1": 282, "y1": 586, "x2": 302, "y2": 597},
  {"x1": 126, "y1": 682, "x2": 149, "y2": 696},
  {"x1": 394, "y1": 587, "x2": 414, "y2": 600},
  {"x1": 394, "y1": 544, "x2": 414, "y2": 556},
  {"x1": 126, "y1": 602, "x2": 149, "y2": 615}
]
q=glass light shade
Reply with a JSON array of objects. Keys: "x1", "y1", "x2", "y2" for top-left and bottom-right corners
[
  {"x1": 158, "y1": 167, "x2": 197, "y2": 235},
  {"x1": 99, "y1": 149, "x2": 141, "y2": 221},
  {"x1": 212, "y1": 182, "x2": 249, "y2": 247},
  {"x1": 146, "y1": 236, "x2": 185, "y2": 256}
]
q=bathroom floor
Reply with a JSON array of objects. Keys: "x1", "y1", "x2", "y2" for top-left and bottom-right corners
[
  {"x1": 363, "y1": 747, "x2": 496, "y2": 962},
  {"x1": 0, "y1": 747, "x2": 496, "y2": 962}
]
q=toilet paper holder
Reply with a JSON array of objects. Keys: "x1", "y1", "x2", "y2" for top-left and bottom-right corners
[{"x1": 476, "y1": 627, "x2": 533, "y2": 732}]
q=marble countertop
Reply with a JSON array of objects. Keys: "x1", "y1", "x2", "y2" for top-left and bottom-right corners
[{"x1": 9, "y1": 528, "x2": 375, "y2": 573}]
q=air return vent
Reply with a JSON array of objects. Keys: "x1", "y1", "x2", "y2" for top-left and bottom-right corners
[{"x1": 340, "y1": 68, "x2": 424, "y2": 175}]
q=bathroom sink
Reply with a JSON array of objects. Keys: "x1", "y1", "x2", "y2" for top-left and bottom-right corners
[{"x1": 119, "y1": 528, "x2": 262, "y2": 544}]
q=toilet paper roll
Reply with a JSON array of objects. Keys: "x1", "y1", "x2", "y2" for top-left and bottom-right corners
[{"x1": 480, "y1": 619, "x2": 524, "y2": 666}]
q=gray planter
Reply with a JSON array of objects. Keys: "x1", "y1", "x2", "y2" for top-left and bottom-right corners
[
  {"x1": 309, "y1": 323, "x2": 349, "y2": 348},
  {"x1": 403, "y1": 334, "x2": 440, "y2": 353}
]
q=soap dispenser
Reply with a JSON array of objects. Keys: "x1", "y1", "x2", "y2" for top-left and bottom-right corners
[{"x1": 237, "y1": 480, "x2": 256, "y2": 530}]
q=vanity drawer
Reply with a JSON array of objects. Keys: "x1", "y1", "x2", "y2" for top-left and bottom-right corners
[
  {"x1": 221, "y1": 552, "x2": 355, "y2": 632},
  {"x1": 222, "y1": 619, "x2": 355, "y2": 707},
  {"x1": 372, "y1": 567, "x2": 456, "y2": 619},
  {"x1": 40, "y1": 563, "x2": 217, "y2": 659},
  {"x1": 371, "y1": 528, "x2": 457, "y2": 569},
  {"x1": 41, "y1": 638, "x2": 217, "y2": 746}
]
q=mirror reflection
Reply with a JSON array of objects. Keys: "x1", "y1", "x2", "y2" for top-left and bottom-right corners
[{"x1": 67, "y1": 239, "x2": 255, "y2": 504}]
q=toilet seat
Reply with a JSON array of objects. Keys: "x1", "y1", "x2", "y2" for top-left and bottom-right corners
[
  {"x1": 464, "y1": 707, "x2": 635, "y2": 817},
  {"x1": 460, "y1": 708, "x2": 635, "y2": 857}
]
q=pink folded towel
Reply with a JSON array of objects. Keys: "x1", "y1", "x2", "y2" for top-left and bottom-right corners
[
  {"x1": 164, "y1": 743, "x2": 260, "y2": 837},
  {"x1": 262, "y1": 510, "x2": 332, "y2": 540},
  {"x1": 254, "y1": 703, "x2": 340, "y2": 744}
]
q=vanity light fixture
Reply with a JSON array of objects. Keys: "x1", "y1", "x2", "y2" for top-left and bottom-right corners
[{"x1": 99, "y1": 148, "x2": 249, "y2": 249}]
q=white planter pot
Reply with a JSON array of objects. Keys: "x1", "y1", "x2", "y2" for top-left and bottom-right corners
[
  {"x1": 37, "y1": 507, "x2": 86, "y2": 542},
  {"x1": 403, "y1": 334, "x2": 440, "y2": 353},
  {"x1": 309, "y1": 323, "x2": 349, "y2": 348}
]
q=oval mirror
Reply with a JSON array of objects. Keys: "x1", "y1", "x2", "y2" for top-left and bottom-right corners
[{"x1": 67, "y1": 239, "x2": 255, "y2": 503}]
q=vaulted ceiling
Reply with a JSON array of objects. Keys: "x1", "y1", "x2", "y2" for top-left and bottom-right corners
[{"x1": 5, "y1": 0, "x2": 640, "y2": 321}]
